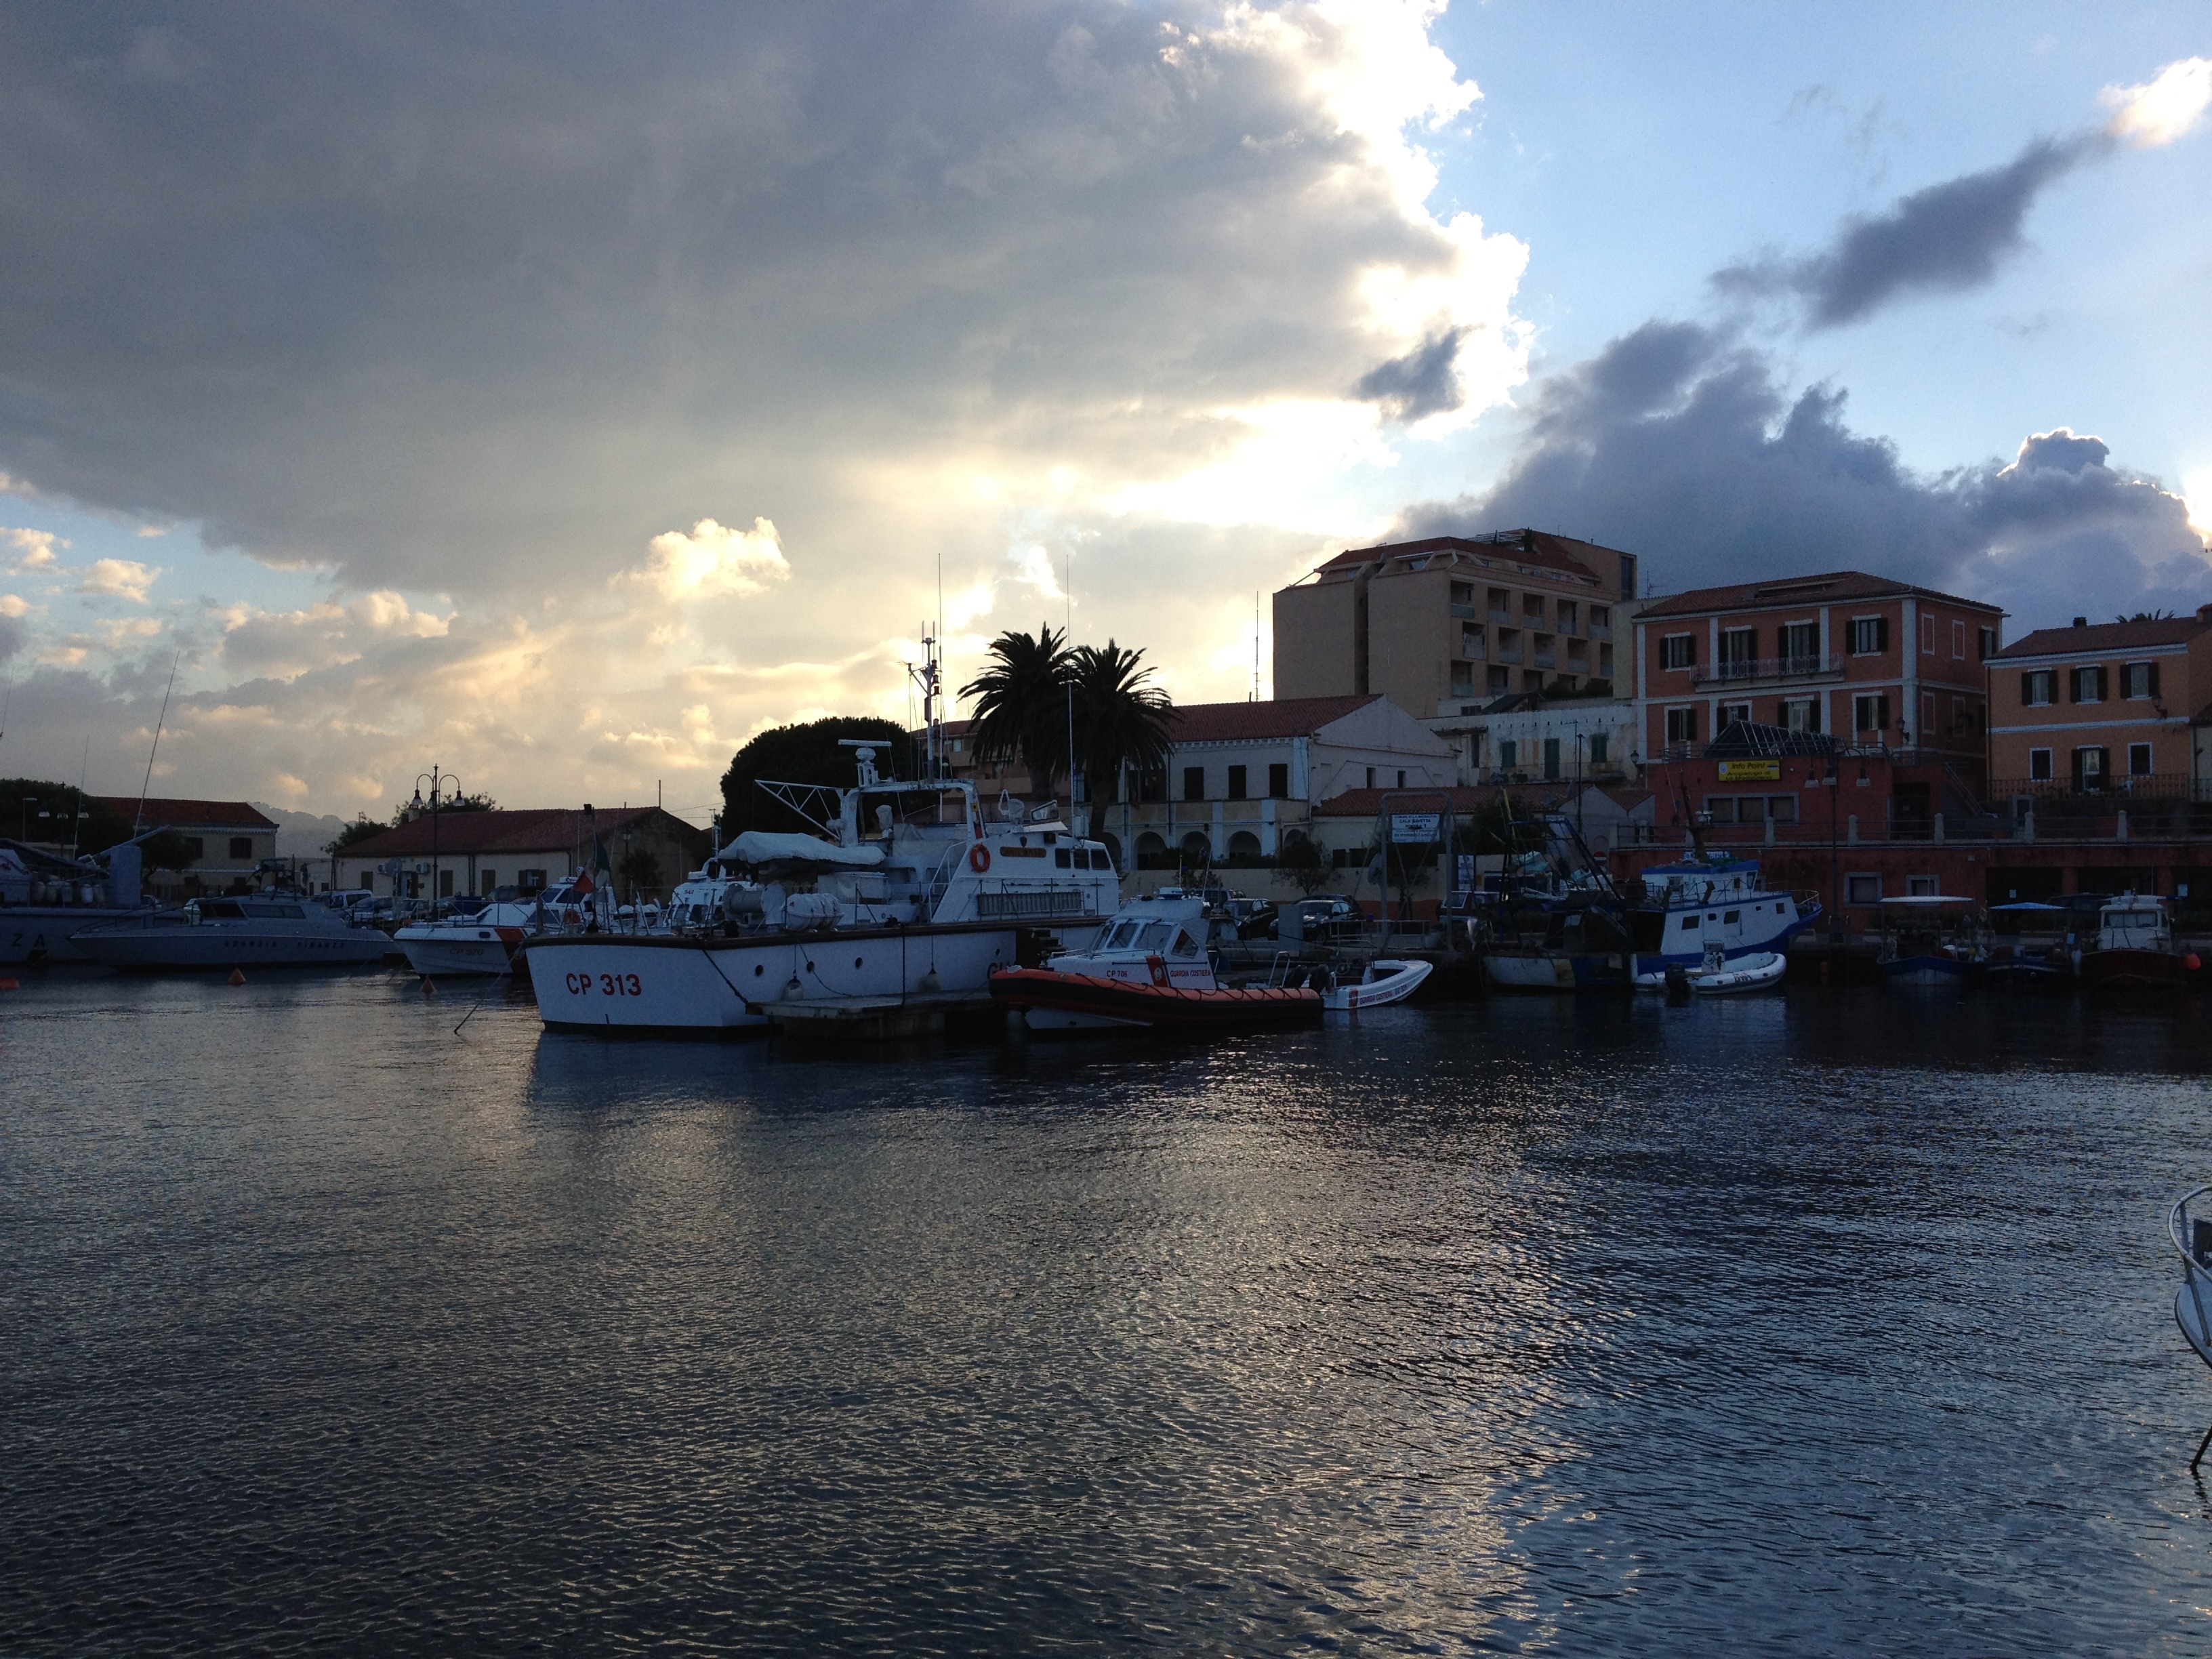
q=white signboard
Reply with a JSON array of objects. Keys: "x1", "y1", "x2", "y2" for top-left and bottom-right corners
[{"x1": 1389, "y1": 813, "x2": 1440, "y2": 844}]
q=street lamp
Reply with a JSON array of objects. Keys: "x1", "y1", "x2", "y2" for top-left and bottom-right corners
[{"x1": 411, "y1": 766, "x2": 463, "y2": 912}]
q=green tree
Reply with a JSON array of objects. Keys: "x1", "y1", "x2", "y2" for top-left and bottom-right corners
[
  {"x1": 1069, "y1": 640, "x2": 1174, "y2": 804},
  {"x1": 617, "y1": 844, "x2": 663, "y2": 903},
  {"x1": 960, "y1": 623, "x2": 1074, "y2": 794},
  {"x1": 1276, "y1": 830, "x2": 1332, "y2": 897},
  {"x1": 327, "y1": 815, "x2": 388, "y2": 856},
  {"x1": 718, "y1": 715, "x2": 909, "y2": 837}
]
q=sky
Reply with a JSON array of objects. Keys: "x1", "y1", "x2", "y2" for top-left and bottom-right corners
[{"x1": 0, "y1": 1, "x2": 2207, "y2": 825}]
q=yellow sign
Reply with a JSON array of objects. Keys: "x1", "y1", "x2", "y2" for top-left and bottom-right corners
[{"x1": 1717, "y1": 760, "x2": 1781, "y2": 782}]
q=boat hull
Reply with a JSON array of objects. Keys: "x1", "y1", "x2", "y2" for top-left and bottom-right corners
[
  {"x1": 990, "y1": 967, "x2": 1322, "y2": 1030},
  {"x1": 1689, "y1": 951, "x2": 1787, "y2": 996},
  {"x1": 522, "y1": 922, "x2": 1028, "y2": 1032},
  {"x1": 1881, "y1": 954, "x2": 1981, "y2": 987},
  {"x1": 1322, "y1": 959, "x2": 1434, "y2": 1011},
  {"x1": 398, "y1": 924, "x2": 528, "y2": 978},
  {"x1": 1, "y1": 906, "x2": 142, "y2": 964},
  {"x1": 70, "y1": 927, "x2": 392, "y2": 969},
  {"x1": 2081, "y1": 948, "x2": 2185, "y2": 993}
]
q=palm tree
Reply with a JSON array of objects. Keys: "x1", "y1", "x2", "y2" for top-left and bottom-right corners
[
  {"x1": 1069, "y1": 641, "x2": 1173, "y2": 804},
  {"x1": 960, "y1": 623, "x2": 1073, "y2": 794}
]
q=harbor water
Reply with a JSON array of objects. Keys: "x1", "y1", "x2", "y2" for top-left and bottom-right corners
[{"x1": 4, "y1": 972, "x2": 2211, "y2": 1654}]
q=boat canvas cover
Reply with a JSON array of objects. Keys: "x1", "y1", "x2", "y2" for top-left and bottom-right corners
[{"x1": 725, "y1": 831, "x2": 885, "y2": 869}]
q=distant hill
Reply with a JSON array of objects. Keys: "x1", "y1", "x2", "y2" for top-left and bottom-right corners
[{"x1": 251, "y1": 803, "x2": 355, "y2": 859}]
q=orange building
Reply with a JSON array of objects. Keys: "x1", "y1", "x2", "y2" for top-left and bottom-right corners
[
  {"x1": 1633, "y1": 571, "x2": 2002, "y2": 786},
  {"x1": 1985, "y1": 607, "x2": 2212, "y2": 802}
]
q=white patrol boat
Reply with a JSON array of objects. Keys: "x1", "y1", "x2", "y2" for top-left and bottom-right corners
[
  {"x1": 520, "y1": 741, "x2": 1119, "y2": 1033},
  {"x1": 395, "y1": 879, "x2": 601, "y2": 977}
]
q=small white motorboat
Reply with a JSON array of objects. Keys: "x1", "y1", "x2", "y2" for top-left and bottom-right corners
[
  {"x1": 1317, "y1": 957, "x2": 1433, "y2": 1012},
  {"x1": 2168, "y1": 1186, "x2": 2212, "y2": 1467},
  {"x1": 1687, "y1": 949, "x2": 1786, "y2": 996}
]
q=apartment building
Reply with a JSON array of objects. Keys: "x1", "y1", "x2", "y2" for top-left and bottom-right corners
[
  {"x1": 1985, "y1": 607, "x2": 2212, "y2": 800},
  {"x1": 1273, "y1": 531, "x2": 1638, "y2": 716},
  {"x1": 1633, "y1": 571, "x2": 2003, "y2": 785}
]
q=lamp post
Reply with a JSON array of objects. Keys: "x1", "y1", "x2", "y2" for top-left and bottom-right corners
[{"x1": 411, "y1": 767, "x2": 462, "y2": 913}]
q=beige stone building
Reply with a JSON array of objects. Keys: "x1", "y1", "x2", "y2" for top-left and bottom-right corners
[{"x1": 1273, "y1": 530, "x2": 1639, "y2": 716}]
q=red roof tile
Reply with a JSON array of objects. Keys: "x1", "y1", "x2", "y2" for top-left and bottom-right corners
[
  {"x1": 1636, "y1": 570, "x2": 2001, "y2": 619},
  {"x1": 1168, "y1": 695, "x2": 1386, "y2": 742},
  {"x1": 1992, "y1": 615, "x2": 2211, "y2": 659},
  {"x1": 93, "y1": 797, "x2": 276, "y2": 830}
]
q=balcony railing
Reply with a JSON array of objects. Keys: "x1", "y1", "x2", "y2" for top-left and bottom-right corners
[
  {"x1": 1689, "y1": 653, "x2": 1843, "y2": 687},
  {"x1": 1989, "y1": 774, "x2": 2209, "y2": 804},
  {"x1": 1450, "y1": 602, "x2": 1479, "y2": 620}
]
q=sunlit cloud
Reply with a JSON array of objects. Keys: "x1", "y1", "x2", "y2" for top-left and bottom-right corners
[
  {"x1": 77, "y1": 558, "x2": 161, "y2": 602},
  {"x1": 5, "y1": 527, "x2": 63, "y2": 570},
  {"x1": 0, "y1": 594, "x2": 30, "y2": 618},
  {"x1": 632, "y1": 517, "x2": 791, "y2": 600},
  {"x1": 2102, "y1": 56, "x2": 2212, "y2": 148}
]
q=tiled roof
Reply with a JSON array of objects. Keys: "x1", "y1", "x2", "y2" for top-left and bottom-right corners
[
  {"x1": 1168, "y1": 695, "x2": 1385, "y2": 743},
  {"x1": 1308, "y1": 531, "x2": 1616, "y2": 585},
  {"x1": 1992, "y1": 616, "x2": 2211, "y2": 659},
  {"x1": 1636, "y1": 570, "x2": 2000, "y2": 619},
  {"x1": 94, "y1": 796, "x2": 276, "y2": 830},
  {"x1": 337, "y1": 806, "x2": 682, "y2": 859}
]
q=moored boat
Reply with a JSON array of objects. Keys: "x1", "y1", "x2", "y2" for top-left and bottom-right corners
[
  {"x1": 395, "y1": 880, "x2": 600, "y2": 978},
  {"x1": 1657, "y1": 945, "x2": 1786, "y2": 996},
  {"x1": 1317, "y1": 956, "x2": 1433, "y2": 1011},
  {"x1": 1, "y1": 840, "x2": 149, "y2": 965},
  {"x1": 1875, "y1": 895, "x2": 1986, "y2": 987},
  {"x1": 73, "y1": 895, "x2": 391, "y2": 970},
  {"x1": 989, "y1": 895, "x2": 1320, "y2": 1031},
  {"x1": 2081, "y1": 895, "x2": 2189, "y2": 994}
]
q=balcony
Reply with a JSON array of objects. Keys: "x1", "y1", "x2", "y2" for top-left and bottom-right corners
[
  {"x1": 1450, "y1": 602, "x2": 1479, "y2": 621},
  {"x1": 1689, "y1": 653, "x2": 1843, "y2": 687}
]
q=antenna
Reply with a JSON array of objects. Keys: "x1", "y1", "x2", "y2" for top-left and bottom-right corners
[{"x1": 134, "y1": 650, "x2": 181, "y2": 837}]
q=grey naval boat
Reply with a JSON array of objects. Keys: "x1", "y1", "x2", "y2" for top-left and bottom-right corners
[{"x1": 73, "y1": 895, "x2": 392, "y2": 970}]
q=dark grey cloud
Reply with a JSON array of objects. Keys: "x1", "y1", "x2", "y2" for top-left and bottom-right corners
[
  {"x1": 1353, "y1": 327, "x2": 1465, "y2": 422},
  {"x1": 1397, "y1": 321, "x2": 2209, "y2": 630},
  {"x1": 1714, "y1": 136, "x2": 2102, "y2": 327}
]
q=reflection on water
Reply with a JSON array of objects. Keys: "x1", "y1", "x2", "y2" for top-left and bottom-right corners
[{"x1": 5, "y1": 972, "x2": 2212, "y2": 1655}]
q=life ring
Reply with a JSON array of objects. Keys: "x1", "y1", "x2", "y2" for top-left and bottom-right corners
[
  {"x1": 1146, "y1": 954, "x2": 1168, "y2": 987},
  {"x1": 969, "y1": 844, "x2": 991, "y2": 873}
]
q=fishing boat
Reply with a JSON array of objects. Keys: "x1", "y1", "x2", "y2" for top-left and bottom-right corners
[
  {"x1": 1874, "y1": 895, "x2": 1986, "y2": 987},
  {"x1": 1, "y1": 840, "x2": 150, "y2": 965},
  {"x1": 72, "y1": 895, "x2": 391, "y2": 970},
  {"x1": 2168, "y1": 1186, "x2": 2212, "y2": 1468},
  {"x1": 394, "y1": 878, "x2": 600, "y2": 978},
  {"x1": 989, "y1": 895, "x2": 1320, "y2": 1031},
  {"x1": 1982, "y1": 901, "x2": 2074, "y2": 985},
  {"x1": 2080, "y1": 895, "x2": 2189, "y2": 993}
]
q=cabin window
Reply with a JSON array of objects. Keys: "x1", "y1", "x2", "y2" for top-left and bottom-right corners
[
  {"x1": 1268, "y1": 763, "x2": 1290, "y2": 798},
  {"x1": 1054, "y1": 848, "x2": 1071, "y2": 867},
  {"x1": 1136, "y1": 921, "x2": 1172, "y2": 951},
  {"x1": 1679, "y1": 915, "x2": 1700, "y2": 930},
  {"x1": 1848, "y1": 616, "x2": 1887, "y2": 655},
  {"x1": 1172, "y1": 930, "x2": 1200, "y2": 957},
  {"x1": 1723, "y1": 910, "x2": 1740, "y2": 924}
]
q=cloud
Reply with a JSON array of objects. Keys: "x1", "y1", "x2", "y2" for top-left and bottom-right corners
[
  {"x1": 0, "y1": 594, "x2": 29, "y2": 618},
  {"x1": 1353, "y1": 327, "x2": 1466, "y2": 422},
  {"x1": 633, "y1": 518, "x2": 792, "y2": 600},
  {"x1": 1714, "y1": 136, "x2": 2097, "y2": 328},
  {"x1": 1394, "y1": 321, "x2": 2211, "y2": 632},
  {"x1": 2102, "y1": 56, "x2": 2212, "y2": 148},
  {"x1": 77, "y1": 558, "x2": 162, "y2": 602},
  {"x1": 5, "y1": 527, "x2": 63, "y2": 570}
]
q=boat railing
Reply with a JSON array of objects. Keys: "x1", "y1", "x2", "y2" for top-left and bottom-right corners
[{"x1": 2171, "y1": 1186, "x2": 2212, "y2": 1351}]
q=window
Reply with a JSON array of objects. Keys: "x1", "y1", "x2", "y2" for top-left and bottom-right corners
[
  {"x1": 1846, "y1": 874, "x2": 1882, "y2": 905},
  {"x1": 2123, "y1": 661, "x2": 2160, "y2": 700},
  {"x1": 1978, "y1": 626, "x2": 1996, "y2": 661},
  {"x1": 1921, "y1": 693, "x2": 1936, "y2": 735},
  {"x1": 1557, "y1": 601, "x2": 1579, "y2": 635},
  {"x1": 1450, "y1": 663, "x2": 1475, "y2": 697},
  {"x1": 520, "y1": 869, "x2": 548, "y2": 893},
  {"x1": 2129, "y1": 742, "x2": 2154, "y2": 777},
  {"x1": 1921, "y1": 615, "x2": 1936, "y2": 655},
  {"x1": 1664, "y1": 707, "x2": 1698, "y2": 744},
  {"x1": 183, "y1": 837, "x2": 205, "y2": 859},
  {"x1": 1589, "y1": 734, "x2": 1609, "y2": 764},
  {"x1": 1848, "y1": 616, "x2": 1888, "y2": 655},
  {"x1": 1719, "y1": 701, "x2": 1751, "y2": 731},
  {"x1": 1660, "y1": 634, "x2": 1696, "y2": 670},
  {"x1": 1734, "y1": 796, "x2": 1766, "y2": 823},
  {"x1": 2072, "y1": 746, "x2": 2106, "y2": 791},
  {"x1": 1364, "y1": 766, "x2": 1375, "y2": 789},
  {"x1": 1488, "y1": 586, "x2": 1510, "y2": 619},
  {"x1": 1498, "y1": 741, "x2": 1519, "y2": 769},
  {"x1": 1783, "y1": 698, "x2": 1820, "y2": 733},
  {"x1": 1226, "y1": 764, "x2": 1247, "y2": 800},
  {"x1": 1951, "y1": 696, "x2": 1966, "y2": 734},
  {"x1": 1183, "y1": 766, "x2": 1205, "y2": 802},
  {"x1": 1952, "y1": 620, "x2": 1966, "y2": 659},
  {"x1": 1591, "y1": 605, "x2": 1610, "y2": 632},
  {"x1": 1523, "y1": 593, "x2": 1545, "y2": 623},
  {"x1": 1853, "y1": 693, "x2": 1890, "y2": 735},
  {"x1": 1486, "y1": 666, "x2": 1510, "y2": 692},
  {"x1": 1767, "y1": 795, "x2": 1797, "y2": 825},
  {"x1": 2029, "y1": 747, "x2": 2052, "y2": 782},
  {"x1": 1908, "y1": 875, "x2": 1938, "y2": 897},
  {"x1": 1542, "y1": 737, "x2": 1561, "y2": 780},
  {"x1": 480, "y1": 869, "x2": 497, "y2": 894},
  {"x1": 1460, "y1": 624, "x2": 1483, "y2": 658},
  {"x1": 1703, "y1": 797, "x2": 1736, "y2": 824},
  {"x1": 439, "y1": 869, "x2": 454, "y2": 898},
  {"x1": 228, "y1": 836, "x2": 253, "y2": 859},
  {"x1": 1396, "y1": 770, "x2": 1406, "y2": 789},
  {"x1": 1720, "y1": 627, "x2": 1757, "y2": 671},
  {"x1": 1268, "y1": 763, "x2": 1289, "y2": 799},
  {"x1": 1781, "y1": 621, "x2": 1820, "y2": 669},
  {"x1": 2020, "y1": 670, "x2": 2055, "y2": 706},
  {"x1": 2070, "y1": 665, "x2": 2107, "y2": 703}
]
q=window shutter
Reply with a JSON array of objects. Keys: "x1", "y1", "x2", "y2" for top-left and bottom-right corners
[
  {"x1": 2067, "y1": 668, "x2": 2080, "y2": 703},
  {"x1": 2149, "y1": 661, "x2": 2160, "y2": 699},
  {"x1": 2095, "y1": 665, "x2": 2108, "y2": 701},
  {"x1": 2020, "y1": 672, "x2": 2034, "y2": 705},
  {"x1": 1874, "y1": 617, "x2": 1888, "y2": 653}
]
